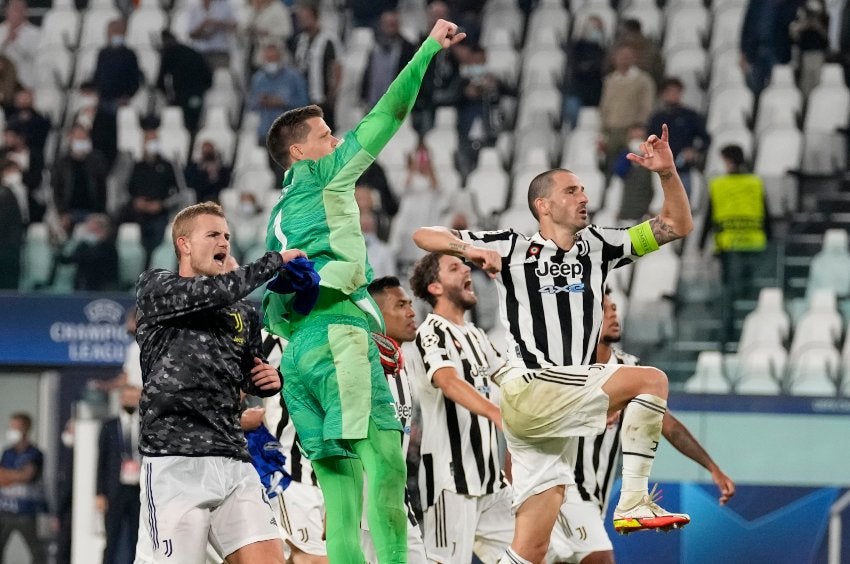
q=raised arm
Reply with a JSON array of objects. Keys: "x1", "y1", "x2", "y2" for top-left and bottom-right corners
[
  {"x1": 662, "y1": 412, "x2": 735, "y2": 505},
  {"x1": 412, "y1": 226, "x2": 502, "y2": 274},
  {"x1": 626, "y1": 124, "x2": 694, "y2": 247},
  {"x1": 353, "y1": 19, "x2": 465, "y2": 157},
  {"x1": 137, "y1": 251, "x2": 300, "y2": 323}
]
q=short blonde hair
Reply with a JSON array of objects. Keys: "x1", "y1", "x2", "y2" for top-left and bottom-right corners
[{"x1": 171, "y1": 201, "x2": 226, "y2": 258}]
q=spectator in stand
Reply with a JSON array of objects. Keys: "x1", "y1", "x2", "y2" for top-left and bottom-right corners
[
  {"x1": 243, "y1": 0, "x2": 292, "y2": 68},
  {"x1": 361, "y1": 10, "x2": 417, "y2": 109},
  {"x1": 157, "y1": 30, "x2": 213, "y2": 133},
  {"x1": 56, "y1": 213, "x2": 120, "y2": 292},
  {"x1": 608, "y1": 18, "x2": 664, "y2": 86},
  {"x1": 52, "y1": 124, "x2": 110, "y2": 235},
  {"x1": 122, "y1": 129, "x2": 181, "y2": 265},
  {"x1": 3, "y1": 122, "x2": 44, "y2": 221},
  {"x1": 292, "y1": 3, "x2": 342, "y2": 131},
  {"x1": 563, "y1": 15, "x2": 607, "y2": 129},
  {"x1": 361, "y1": 209, "x2": 397, "y2": 278},
  {"x1": 359, "y1": 160, "x2": 399, "y2": 221},
  {"x1": 0, "y1": 54, "x2": 17, "y2": 112},
  {"x1": 55, "y1": 419, "x2": 75, "y2": 564},
  {"x1": 647, "y1": 77, "x2": 710, "y2": 198},
  {"x1": 188, "y1": 0, "x2": 237, "y2": 70},
  {"x1": 612, "y1": 124, "x2": 656, "y2": 221},
  {"x1": 790, "y1": 0, "x2": 830, "y2": 96},
  {"x1": 600, "y1": 45, "x2": 655, "y2": 173},
  {"x1": 740, "y1": 0, "x2": 800, "y2": 94},
  {"x1": 0, "y1": 157, "x2": 28, "y2": 225},
  {"x1": 455, "y1": 44, "x2": 503, "y2": 176},
  {"x1": 0, "y1": 160, "x2": 24, "y2": 289},
  {"x1": 184, "y1": 139, "x2": 232, "y2": 203},
  {"x1": 0, "y1": 0, "x2": 39, "y2": 88},
  {"x1": 355, "y1": 184, "x2": 392, "y2": 242},
  {"x1": 412, "y1": 0, "x2": 462, "y2": 135},
  {"x1": 8, "y1": 89, "x2": 51, "y2": 176},
  {"x1": 94, "y1": 20, "x2": 143, "y2": 106},
  {"x1": 0, "y1": 412, "x2": 46, "y2": 563},
  {"x1": 348, "y1": 0, "x2": 398, "y2": 29},
  {"x1": 248, "y1": 41, "x2": 310, "y2": 145}
]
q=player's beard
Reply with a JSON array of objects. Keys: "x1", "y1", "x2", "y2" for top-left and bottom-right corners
[
  {"x1": 447, "y1": 284, "x2": 477, "y2": 311},
  {"x1": 601, "y1": 333, "x2": 621, "y2": 345}
]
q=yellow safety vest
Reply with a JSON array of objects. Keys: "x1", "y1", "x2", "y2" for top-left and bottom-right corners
[{"x1": 708, "y1": 174, "x2": 767, "y2": 252}]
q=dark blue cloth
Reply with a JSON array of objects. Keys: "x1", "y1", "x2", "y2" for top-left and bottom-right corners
[
  {"x1": 0, "y1": 446, "x2": 46, "y2": 514},
  {"x1": 266, "y1": 257, "x2": 321, "y2": 315},
  {"x1": 245, "y1": 424, "x2": 290, "y2": 498}
]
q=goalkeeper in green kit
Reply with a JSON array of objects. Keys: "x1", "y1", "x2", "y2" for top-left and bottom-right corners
[{"x1": 263, "y1": 19, "x2": 466, "y2": 564}]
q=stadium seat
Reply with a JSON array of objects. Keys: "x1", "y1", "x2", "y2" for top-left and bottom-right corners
[
  {"x1": 561, "y1": 128, "x2": 602, "y2": 171},
  {"x1": 734, "y1": 346, "x2": 785, "y2": 395},
  {"x1": 664, "y1": 3, "x2": 709, "y2": 49},
  {"x1": 117, "y1": 106, "x2": 143, "y2": 161},
  {"x1": 80, "y1": 6, "x2": 121, "y2": 50},
  {"x1": 34, "y1": 45, "x2": 74, "y2": 89},
  {"x1": 481, "y1": 2, "x2": 524, "y2": 50},
  {"x1": 753, "y1": 125, "x2": 803, "y2": 217},
  {"x1": 526, "y1": 0, "x2": 570, "y2": 46},
  {"x1": 786, "y1": 345, "x2": 840, "y2": 397},
  {"x1": 127, "y1": 0, "x2": 166, "y2": 50},
  {"x1": 466, "y1": 148, "x2": 509, "y2": 218},
  {"x1": 683, "y1": 351, "x2": 731, "y2": 394},
  {"x1": 20, "y1": 223, "x2": 54, "y2": 291},
  {"x1": 806, "y1": 229, "x2": 850, "y2": 299},
  {"x1": 73, "y1": 45, "x2": 101, "y2": 87},
  {"x1": 709, "y1": 4, "x2": 746, "y2": 55},
  {"x1": 497, "y1": 205, "x2": 538, "y2": 237},
  {"x1": 519, "y1": 49, "x2": 565, "y2": 92},
  {"x1": 136, "y1": 46, "x2": 161, "y2": 86},
  {"x1": 620, "y1": 0, "x2": 662, "y2": 39},
  {"x1": 39, "y1": 0, "x2": 80, "y2": 49},
  {"x1": 116, "y1": 223, "x2": 147, "y2": 290},
  {"x1": 159, "y1": 106, "x2": 191, "y2": 164},
  {"x1": 790, "y1": 289, "x2": 843, "y2": 355},
  {"x1": 423, "y1": 128, "x2": 459, "y2": 169},
  {"x1": 706, "y1": 84, "x2": 753, "y2": 134},
  {"x1": 738, "y1": 287, "x2": 790, "y2": 351},
  {"x1": 195, "y1": 108, "x2": 236, "y2": 165},
  {"x1": 754, "y1": 65, "x2": 802, "y2": 135}
]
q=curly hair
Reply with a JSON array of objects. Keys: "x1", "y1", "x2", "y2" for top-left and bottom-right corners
[{"x1": 409, "y1": 252, "x2": 443, "y2": 307}]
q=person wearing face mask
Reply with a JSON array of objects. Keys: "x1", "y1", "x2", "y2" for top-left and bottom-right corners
[
  {"x1": 611, "y1": 124, "x2": 656, "y2": 222},
  {"x1": 248, "y1": 42, "x2": 310, "y2": 146},
  {"x1": 93, "y1": 19, "x2": 143, "y2": 105},
  {"x1": 55, "y1": 213, "x2": 120, "y2": 291},
  {"x1": 0, "y1": 0, "x2": 39, "y2": 88},
  {"x1": 0, "y1": 159, "x2": 25, "y2": 289},
  {"x1": 184, "y1": 140, "x2": 232, "y2": 203},
  {"x1": 563, "y1": 16, "x2": 608, "y2": 128},
  {"x1": 360, "y1": 10, "x2": 418, "y2": 110},
  {"x1": 95, "y1": 385, "x2": 143, "y2": 564},
  {"x1": 8, "y1": 89, "x2": 51, "y2": 171},
  {"x1": 52, "y1": 124, "x2": 110, "y2": 235},
  {"x1": 0, "y1": 412, "x2": 47, "y2": 563},
  {"x1": 123, "y1": 129, "x2": 181, "y2": 267}
]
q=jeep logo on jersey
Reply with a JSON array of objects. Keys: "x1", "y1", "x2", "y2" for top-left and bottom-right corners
[{"x1": 534, "y1": 261, "x2": 583, "y2": 278}]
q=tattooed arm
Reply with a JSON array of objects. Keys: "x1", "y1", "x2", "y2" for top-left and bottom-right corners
[
  {"x1": 662, "y1": 412, "x2": 735, "y2": 505},
  {"x1": 627, "y1": 124, "x2": 694, "y2": 246}
]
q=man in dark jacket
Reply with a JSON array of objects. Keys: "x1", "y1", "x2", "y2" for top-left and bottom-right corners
[{"x1": 156, "y1": 30, "x2": 213, "y2": 132}]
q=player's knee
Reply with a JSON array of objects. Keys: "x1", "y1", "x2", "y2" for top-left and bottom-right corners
[{"x1": 640, "y1": 367, "x2": 668, "y2": 397}]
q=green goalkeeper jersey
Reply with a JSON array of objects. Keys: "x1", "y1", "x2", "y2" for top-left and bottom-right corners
[{"x1": 264, "y1": 37, "x2": 441, "y2": 339}]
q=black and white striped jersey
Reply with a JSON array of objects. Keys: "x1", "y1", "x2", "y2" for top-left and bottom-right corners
[
  {"x1": 261, "y1": 331, "x2": 317, "y2": 486},
  {"x1": 458, "y1": 228, "x2": 638, "y2": 369},
  {"x1": 411, "y1": 313, "x2": 509, "y2": 509},
  {"x1": 571, "y1": 348, "x2": 639, "y2": 513}
]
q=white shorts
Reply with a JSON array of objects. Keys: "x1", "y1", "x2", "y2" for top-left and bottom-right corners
[
  {"x1": 547, "y1": 493, "x2": 612, "y2": 563},
  {"x1": 360, "y1": 518, "x2": 428, "y2": 564},
  {"x1": 275, "y1": 480, "x2": 327, "y2": 557},
  {"x1": 498, "y1": 364, "x2": 619, "y2": 508},
  {"x1": 422, "y1": 487, "x2": 514, "y2": 563},
  {"x1": 136, "y1": 456, "x2": 280, "y2": 562}
]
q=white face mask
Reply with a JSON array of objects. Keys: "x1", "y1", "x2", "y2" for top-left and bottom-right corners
[
  {"x1": 240, "y1": 202, "x2": 256, "y2": 216},
  {"x1": 3, "y1": 171, "x2": 23, "y2": 186},
  {"x1": 78, "y1": 94, "x2": 98, "y2": 109},
  {"x1": 628, "y1": 139, "x2": 643, "y2": 154},
  {"x1": 61, "y1": 431, "x2": 74, "y2": 448},
  {"x1": 263, "y1": 62, "x2": 280, "y2": 74},
  {"x1": 5, "y1": 428, "x2": 22, "y2": 444},
  {"x1": 71, "y1": 138, "x2": 92, "y2": 155},
  {"x1": 110, "y1": 35, "x2": 125, "y2": 47},
  {"x1": 144, "y1": 140, "x2": 161, "y2": 156}
]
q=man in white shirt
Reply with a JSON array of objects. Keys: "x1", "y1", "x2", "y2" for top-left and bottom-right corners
[{"x1": 0, "y1": 0, "x2": 39, "y2": 88}]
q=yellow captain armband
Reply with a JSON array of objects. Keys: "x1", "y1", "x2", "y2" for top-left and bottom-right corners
[{"x1": 627, "y1": 220, "x2": 660, "y2": 257}]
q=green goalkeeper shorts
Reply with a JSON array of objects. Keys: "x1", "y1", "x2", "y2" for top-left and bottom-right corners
[{"x1": 281, "y1": 313, "x2": 401, "y2": 460}]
